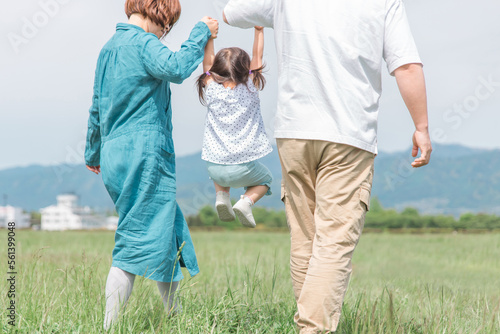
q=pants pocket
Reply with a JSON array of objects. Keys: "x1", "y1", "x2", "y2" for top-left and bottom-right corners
[
  {"x1": 359, "y1": 187, "x2": 371, "y2": 212},
  {"x1": 281, "y1": 181, "x2": 286, "y2": 203}
]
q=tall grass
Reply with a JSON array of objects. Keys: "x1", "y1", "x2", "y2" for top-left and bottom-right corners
[{"x1": 1, "y1": 231, "x2": 499, "y2": 333}]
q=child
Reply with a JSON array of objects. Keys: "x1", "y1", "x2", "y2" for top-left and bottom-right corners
[
  {"x1": 84, "y1": 0, "x2": 218, "y2": 330},
  {"x1": 197, "y1": 27, "x2": 273, "y2": 228}
]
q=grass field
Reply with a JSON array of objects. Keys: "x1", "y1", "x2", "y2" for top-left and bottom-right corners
[{"x1": 1, "y1": 230, "x2": 500, "y2": 333}]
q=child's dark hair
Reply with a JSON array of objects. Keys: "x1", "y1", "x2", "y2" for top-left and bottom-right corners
[{"x1": 197, "y1": 47, "x2": 266, "y2": 105}]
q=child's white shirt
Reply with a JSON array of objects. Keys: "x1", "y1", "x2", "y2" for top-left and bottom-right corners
[{"x1": 202, "y1": 78, "x2": 273, "y2": 164}]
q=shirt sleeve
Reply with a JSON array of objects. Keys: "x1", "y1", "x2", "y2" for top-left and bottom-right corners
[
  {"x1": 141, "y1": 22, "x2": 211, "y2": 84},
  {"x1": 224, "y1": 0, "x2": 275, "y2": 29},
  {"x1": 84, "y1": 67, "x2": 101, "y2": 167},
  {"x1": 383, "y1": 0, "x2": 422, "y2": 76}
]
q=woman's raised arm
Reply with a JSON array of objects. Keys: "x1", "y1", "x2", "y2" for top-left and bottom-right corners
[{"x1": 141, "y1": 19, "x2": 217, "y2": 84}]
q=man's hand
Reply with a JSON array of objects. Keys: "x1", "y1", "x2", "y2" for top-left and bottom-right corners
[
  {"x1": 201, "y1": 16, "x2": 219, "y2": 39},
  {"x1": 86, "y1": 165, "x2": 101, "y2": 175},
  {"x1": 411, "y1": 130, "x2": 432, "y2": 168}
]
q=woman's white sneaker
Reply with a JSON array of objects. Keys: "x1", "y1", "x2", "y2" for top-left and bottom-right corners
[
  {"x1": 215, "y1": 191, "x2": 235, "y2": 222},
  {"x1": 233, "y1": 196, "x2": 256, "y2": 228}
]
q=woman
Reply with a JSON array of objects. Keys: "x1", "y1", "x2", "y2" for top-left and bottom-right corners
[{"x1": 84, "y1": 0, "x2": 218, "y2": 329}]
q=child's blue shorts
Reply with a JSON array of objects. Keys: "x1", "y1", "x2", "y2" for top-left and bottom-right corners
[{"x1": 206, "y1": 160, "x2": 273, "y2": 196}]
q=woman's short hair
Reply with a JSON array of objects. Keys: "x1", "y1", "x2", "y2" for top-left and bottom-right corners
[{"x1": 125, "y1": 0, "x2": 181, "y2": 30}]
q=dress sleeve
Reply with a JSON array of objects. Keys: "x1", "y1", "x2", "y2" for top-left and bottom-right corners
[
  {"x1": 84, "y1": 65, "x2": 101, "y2": 167},
  {"x1": 383, "y1": 0, "x2": 422, "y2": 76},
  {"x1": 140, "y1": 22, "x2": 211, "y2": 84},
  {"x1": 224, "y1": 0, "x2": 275, "y2": 29}
]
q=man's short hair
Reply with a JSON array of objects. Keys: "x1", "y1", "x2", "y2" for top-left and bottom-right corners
[{"x1": 125, "y1": 0, "x2": 181, "y2": 29}]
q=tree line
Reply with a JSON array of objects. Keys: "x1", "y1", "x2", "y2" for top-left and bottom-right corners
[{"x1": 186, "y1": 198, "x2": 500, "y2": 231}]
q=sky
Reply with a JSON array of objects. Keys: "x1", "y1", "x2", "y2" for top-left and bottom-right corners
[{"x1": 1, "y1": 0, "x2": 499, "y2": 170}]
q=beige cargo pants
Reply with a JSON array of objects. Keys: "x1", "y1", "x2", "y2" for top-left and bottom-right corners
[{"x1": 277, "y1": 139, "x2": 375, "y2": 334}]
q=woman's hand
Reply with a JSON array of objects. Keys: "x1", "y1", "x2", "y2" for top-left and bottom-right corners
[
  {"x1": 86, "y1": 165, "x2": 101, "y2": 175},
  {"x1": 201, "y1": 16, "x2": 219, "y2": 39}
]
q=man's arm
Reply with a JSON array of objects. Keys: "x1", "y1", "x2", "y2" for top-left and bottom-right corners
[
  {"x1": 223, "y1": 0, "x2": 274, "y2": 29},
  {"x1": 250, "y1": 27, "x2": 264, "y2": 70},
  {"x1": 203, "y1": 39, "x2": 215, "y2": 72},
  {"x1": 394, "y1": 63, "x2": 432, "y2": 168}
]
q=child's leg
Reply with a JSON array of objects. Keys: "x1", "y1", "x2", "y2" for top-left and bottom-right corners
[
  {"x1": 214, "y1": 181, "x2": 235, "y2": 222},
  {"x1": 214, "y1": 182, "x2": 230, "y2": 194},
  {"x1": 233, "y1": 161, "x2": 273, "y2": 228},
  {"x1": 157, "y1": 281, "x2": 180, "y2": 314},
  {"x1": 243, "y1": 185, "x2": 270, "y2": 205},
  {"x1": 234, "y1": 186, "x2": 270, "y2": 229},
  {"x1": 104, "y1": 267, "x2": 136, "y2": 331}
]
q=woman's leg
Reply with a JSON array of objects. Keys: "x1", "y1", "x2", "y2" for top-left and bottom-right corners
[
  {"x1": 104, "y1": 267, "x2": 136, "y2": 330},
  {"x1": 157, "y1": 281, "x2": 180, "y2": 314}
]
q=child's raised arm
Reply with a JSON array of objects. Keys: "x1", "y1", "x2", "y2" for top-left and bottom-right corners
[
  {"x1": 250, "y1": 26, "x2": 264, "y2": 70},
  {"x1": 203, "y1": 39, "x2": 215, "y2": 72}
]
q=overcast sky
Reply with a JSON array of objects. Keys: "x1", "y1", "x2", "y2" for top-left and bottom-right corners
[{"x1": 1, "y1": 0, "x2": 499, "y2": 170}]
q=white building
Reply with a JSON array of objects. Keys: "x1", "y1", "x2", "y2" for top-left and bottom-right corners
[
  {"x1": 0, "y1": 206, "x2": 31, "y2": 229},
  {"x1": 41, "y1": 194, "x2": 117, "y2": 231}
]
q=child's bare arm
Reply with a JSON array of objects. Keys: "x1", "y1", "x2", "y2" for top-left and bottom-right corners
[
  {"x1": 250, "y1": 27, "x2": 264, "y2": 70},
  {"x1": 203, "y1": 39, "x2": 215, "y2": 72}
]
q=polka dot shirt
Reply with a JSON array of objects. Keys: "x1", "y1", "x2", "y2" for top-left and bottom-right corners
[{"x1": 201, "y1": 78, "x2": 273, "y2": 164}]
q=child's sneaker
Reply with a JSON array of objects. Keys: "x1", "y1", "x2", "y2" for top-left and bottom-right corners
[
  {"x1": 233, "y1": 195, "x2": 256, "y2": 228},
  {"x1": 215, "y1": 191, "x2": 235, "y2": 222}
]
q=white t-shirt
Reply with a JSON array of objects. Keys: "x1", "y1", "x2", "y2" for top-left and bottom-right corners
[
  {"x1": 201, "y1": 78, "x2": 273, "y2": 164},
  {"x1": 224, "y1": 0, "x2": 422, "y2": 154}
]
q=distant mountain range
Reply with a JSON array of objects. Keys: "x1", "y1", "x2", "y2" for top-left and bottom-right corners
[{"x1": 1, "y1": 144, "x2": 499, "y2": 216}]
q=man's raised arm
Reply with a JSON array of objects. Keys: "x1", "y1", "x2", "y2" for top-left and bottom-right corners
[{"x1": 223, "y1": 0, "x2": 274, "y2": 29}]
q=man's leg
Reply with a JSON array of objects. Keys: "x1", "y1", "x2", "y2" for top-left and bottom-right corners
[
  {"x1": 296, "y1": 142, "x2": 374, "y2": 333},
  {"x1": 277, "y1": 139, "x2": 318, "y2": 301}
]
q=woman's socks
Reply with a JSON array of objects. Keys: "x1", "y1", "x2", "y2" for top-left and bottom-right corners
[
  {"x1": 103, "y1": 267, "x2": 181, "y2": 330},
  {"x1": 157, "y1": 281, "x2": 180, "y2": 314},
  {"x1": 104, "y1": 267, "x2": 135, "y2": 330}
]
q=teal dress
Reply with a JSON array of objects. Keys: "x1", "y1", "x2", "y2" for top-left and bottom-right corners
[{"x1": 84, "y1": 22, "x2": 211, "y2": 282}]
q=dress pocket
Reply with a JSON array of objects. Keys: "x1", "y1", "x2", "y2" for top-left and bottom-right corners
[{"x1": 155, "y1": 140, "x2": 176, "y2": 193}]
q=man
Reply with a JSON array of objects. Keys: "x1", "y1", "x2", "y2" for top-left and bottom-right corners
[{"x1": 223, "y1": 0, "x2": 431, "y2": 333}]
